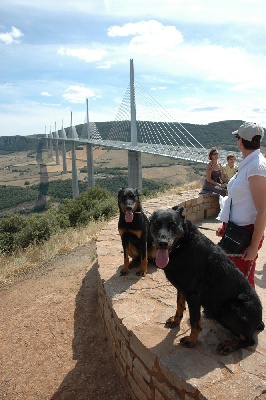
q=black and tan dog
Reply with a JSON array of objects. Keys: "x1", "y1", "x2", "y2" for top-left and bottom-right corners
[
  {"x1": 118, "y1": 188, "x2": 156, "y2": 277},
  {"x1": 149, "y1": 206, "x2": 264, "y2": 355}
]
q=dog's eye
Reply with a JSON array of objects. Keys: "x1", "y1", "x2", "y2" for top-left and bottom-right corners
[{"x1": 170, "y1": 222, "x2": 176, "y2": 229}]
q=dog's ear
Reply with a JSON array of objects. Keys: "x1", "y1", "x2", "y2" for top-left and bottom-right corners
[
  {"x1": 118, "y1": 188, "x2": 124, "y2": 196},
  {"x1": 135, "y1": 189, "x2": 141, "y2": 197},
  {"x1": 172, "y1": 205, "x2": 185, "y2": 218}
]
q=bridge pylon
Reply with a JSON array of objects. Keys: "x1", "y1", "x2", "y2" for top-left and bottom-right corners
[
  {"x1": 128, "y1": 59, "x2": 142, "y2": 191},
  {"x1": 86, "y1": 98, "x2": 95, "y2": 188}
]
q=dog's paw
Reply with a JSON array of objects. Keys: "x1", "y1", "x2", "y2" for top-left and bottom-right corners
[
  {"x1": 180, "y1": 336, "x2": 197, "y2": 348},
  {"x1": 120, "y1": 268, "x2": 128, "y2": 276},
  {"x1": 165, "y1": 316, "x2": 180, "y2": 328},
  {"x1": 217, "y1": 341, "x2": 234, "y2": 355},
  {"x1": 217, "y1": 337, "x2": 255, "y2": 355},
  {"x1": 257, "y1": 321, "x2": 265, "y2": 331},
  {"x1": 136, "y1": 269, "x2": 146, "y2": 277}
]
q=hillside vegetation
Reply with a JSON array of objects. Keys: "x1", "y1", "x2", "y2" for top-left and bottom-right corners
[
  {"x1": 0, "y1": 183, "x2": 199, "y2": 284},
  {"x1": 0, "y1": 187, "x2": 117, "y2": 255}
]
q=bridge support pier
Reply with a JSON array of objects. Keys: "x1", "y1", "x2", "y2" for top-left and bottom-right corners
[
  {"x1": 71, "y1": 141, "x2": 79, "y2": 198},
  {"x1": 55, "y1": 139, "x2": 60, "y2": 165},
  {"x1": 86, "y1": 143, "x2": 95, "y2": 188},
  {"x1": 128, "y1": 150, "x2": 142, "y2": 190},
  {"x1": 62, "y1": 140, "x2": 67, "y2": 174}
]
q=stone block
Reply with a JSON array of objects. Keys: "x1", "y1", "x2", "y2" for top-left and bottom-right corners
[
  {"x1": 155, "y1": 389, "x2": 166, "y2": 400},
  {"x1": 121, "y1": 339, "x2": 134, "y2": 371},
  {"x1": 206, "y1": 208, "x2": 218, "y2": 218},
  {"x1": 185, "y1": 200, "x2": 192, "y2": 209},
  {"x1": 186, "y1": 207, "x2": 193, "y2": 216},
  {"x1": 188, "y1": 214, "x2": 197, "y2": 222},
  {"x1": 129, "y1": 332, "x2": 157, "y2": 371},
  {"x1": 116, "y1": 354, "x2": 127, "y2": 378},
  {"x1": 127, "y1": 370, "x2": 148, "y2": 400},
  {"x1": 132, "y1": 366, "x2": 153, "y2": 398},
  {"x1": 199, "y1": 203, "x2": 209, "y2": 211},
  {"x1": 133, "y1": 357, "x2": 151, "y2": 383},
  {"x1": 152, "y1": 376, "x2": 181, "y2": 399},
  {"x1": 196, "y1": 196, "x2": 204, "y2": 204},
  {"x1": 196, "y1": 210, "x2": 205, "y2": 221}
]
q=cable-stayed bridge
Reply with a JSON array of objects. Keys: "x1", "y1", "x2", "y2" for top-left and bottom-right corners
[
  {"x1": 56, "y1": 85, "x2": 234, "y2": 164},
  {"x1": 47, "y1": 59, "x2": 241, "y2": 196}
]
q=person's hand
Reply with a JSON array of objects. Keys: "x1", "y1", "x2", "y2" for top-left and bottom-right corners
[
  {"x1": 242, "y1": 245, "x2": 257, "y2": 261},
  {"x1": 216, "y1": 227, "x2": 223, "y2": 237},
  {"x1": 221, "y1": 183, "x2": 227, "y2": 189}
]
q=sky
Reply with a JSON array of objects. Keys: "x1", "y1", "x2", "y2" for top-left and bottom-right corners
[{"x1": 1, "y1": 0, "x2": 266, "y2": 137}]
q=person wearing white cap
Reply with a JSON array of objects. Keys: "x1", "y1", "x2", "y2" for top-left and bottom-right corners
[{"x1": 217, "y1": 122, "x2": 266, "y2": 288}]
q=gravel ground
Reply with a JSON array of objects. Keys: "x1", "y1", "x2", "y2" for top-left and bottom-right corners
[{"x1": 0, "y1": 241, "x2": 131, "y2": 400}]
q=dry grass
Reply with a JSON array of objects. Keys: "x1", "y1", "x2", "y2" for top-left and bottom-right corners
[
  {"x1": 165, "y1": 180, "x2": 202, "y2": 194},
  {"x1": 144, "y1": 180, "x2": 202, "y2": 199},
  {"x1": 0, "y1": 218, "x2": 106, "y2": 285}
]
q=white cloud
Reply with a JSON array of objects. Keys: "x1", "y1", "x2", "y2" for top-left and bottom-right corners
[
  {"x1": 63, "y1": 85, "x2": 101, "y2": 104},
  {"x1": 104, "y1": 0, "x2": 266, "y2": 24},
  {"x1": 97, "y1": 61, "x2": 113, "y2": 69},
  {"x1": 0, "y1": 26, "x2": 23, "y2": 45},
  {"x1": 109, "y1": 20, "x2": 183, "y2": 56},
  {"x1": 58, "y1": 47, "x2": 106, "y2": 63},
  {"x1": 109, "y1": 21, "x2": 266, "y2": 90},
  {"x1": 40, "y1": 91, "x2": 52, "y2": 97},
  {"x1": 181, "y1": 98, "x2": 200, "y2": 105},
  {"x1": 150, "y1": 87, "x2": 167, "y2": 91}
]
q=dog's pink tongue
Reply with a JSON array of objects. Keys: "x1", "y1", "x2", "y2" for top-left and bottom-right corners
[
  {"x1": 125, "y1": 210, "x2": 133, "y2": 222},
  {"x1": 156, "y1": 249, "x2": 169, "y2": 269}
]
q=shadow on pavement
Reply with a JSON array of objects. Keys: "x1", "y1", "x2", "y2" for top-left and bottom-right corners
[{"x1": 51, "y1": 262, "x2": 131, "y2": 400}]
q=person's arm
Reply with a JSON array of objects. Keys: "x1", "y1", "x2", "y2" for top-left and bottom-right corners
[
  {"x1": 243, "y1": 175, "x2": 266, "y2": 261},
  {"x1": 221, "y1": 165, "x2": 228, "y2": 183}
]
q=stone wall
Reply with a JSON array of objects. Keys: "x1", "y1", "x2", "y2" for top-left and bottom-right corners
[{"x1": 97, "y1": 191, "x2": 220, "y2": 400}]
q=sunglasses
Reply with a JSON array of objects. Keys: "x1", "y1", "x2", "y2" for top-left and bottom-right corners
[
  {"x1": 234, "y1": 134, "x2": 240, "y2": 139},
  {"x1": 212, "y1": 152, "x2": 219, "y2": 155}
]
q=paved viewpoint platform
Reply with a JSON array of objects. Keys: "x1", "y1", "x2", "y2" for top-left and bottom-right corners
[{"x1": 96, "y1": 190, "x2": 266, "y2": 400}]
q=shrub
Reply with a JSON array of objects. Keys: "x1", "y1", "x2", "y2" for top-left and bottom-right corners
[
  {"x1": 0, "y1": 187, "x2": 117, "y2": 253},
  {"x1": 58, "y1": 199, "x2": 85, "y2": 227},
  {"x1": 0, "y1": 214, "x2": 26, "y2": 253},
  {"x1": 15, "y1": 214, "x2": 55, "y2": 249},
  {"x1": 57, "y1": 187, "x2": 117, "y2": 227}
]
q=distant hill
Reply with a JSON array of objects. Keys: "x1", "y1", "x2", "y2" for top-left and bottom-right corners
[
  {"x1": 0, "y1": 135, "x2": 40, "y2": 154},
  {"x1": 0, "y1": 120, "x2": 265, "y2": 154}
]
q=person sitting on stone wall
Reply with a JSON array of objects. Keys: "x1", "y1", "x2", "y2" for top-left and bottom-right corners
[
  {"x1": 200, "y1": 147, "x2": 227, "y2": 197},
  {"x1": 222, "y1": 153, "x2": 238, "y2": 182}
]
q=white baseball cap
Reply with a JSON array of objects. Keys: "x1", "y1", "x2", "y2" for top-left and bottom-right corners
[{"x1": 232, "y1": 122, "x2": 264, "y2": 141}]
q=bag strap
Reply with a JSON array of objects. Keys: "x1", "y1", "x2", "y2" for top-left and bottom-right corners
[
  {"x1": 246, "y1": 260, "x2": 255, "y2": 279},
  {"x1": 228, "y1": 198, "x2": 232, "y2": 221},
  {"x1": 227, "y1": 171, "x2": 238, "y2": 221}
]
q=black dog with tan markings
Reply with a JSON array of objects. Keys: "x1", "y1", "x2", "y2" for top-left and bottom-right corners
[
  {"x1": 118, "y1": 188, "x2": 156, "y2": 277},
  {"x1": 149, "y1": 206, "x2": 264, "y2": 355}
]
